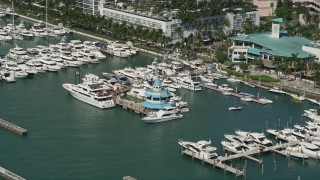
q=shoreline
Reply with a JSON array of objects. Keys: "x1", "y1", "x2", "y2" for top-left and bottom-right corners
[{"x1": 14, "y1": 14, "x2": 320, "y2": 99}]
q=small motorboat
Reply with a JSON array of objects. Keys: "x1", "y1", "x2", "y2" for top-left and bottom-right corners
[{"x1": 229, "y1": 106, "x2": 242, "y2": 111}]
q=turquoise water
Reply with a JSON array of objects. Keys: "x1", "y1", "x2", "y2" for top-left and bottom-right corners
[{"x1": 0, "y1": 17, "x2": 320, "y2": 179}]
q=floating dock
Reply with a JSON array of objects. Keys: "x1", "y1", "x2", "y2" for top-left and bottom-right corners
[
  {"x1": 0, "y1": 166, "x2": 26, "y2": 180},
  {"x1": 0, "y1": 119, "x2": 28, "y2": 136},
  {"x1": 181, "y1": 142, "x2": 298, "y2": 177},
  {"x1": 181, "y1": 149, "x2": 245, "y2": 177},
  {"x1": 201, "y1": 84, "x2": 267, "y2": 105}
]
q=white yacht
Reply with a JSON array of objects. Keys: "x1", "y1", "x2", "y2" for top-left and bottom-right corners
[
  {"x1": 257, "y1": 97, "x2": 273, "y2": 104},
  {"x1": 299, "y1": 142, "x2": 320, "y2": 159},
  {"x1": 49, "y1": 54, "x2": 68, "y2": 68},
  {"x1": 60, "y1": 52, "x2": 83, "y2": 67},
  {"x1": 176, "y1": 75, "x2": 201, "y2": 91},
  {"x1": 2, "y1": 61, "x2": 28, "y2": 78},
  {"x1": 39, "y1": 57, "x2": 61, "y2": 72},
  {"x1": 127, "y1": 84, "x2": 146, "y2": 99},
  {"x1": 178, "y1": 139, "x2": 218, "y2": 159},
  {"x1": 240, "y1": 96, "x2": 254, "y2": 102},
  {"x1": 69, "y1": 39, "x2": 84, "y2": 50},
  {"x1": 285, "y1": 145, "x2": 309, "y2": 159},
  {"x1": 107, "y1": 42, "x2": 131, "y2": 57},
  {"x1": 82, "y1": 41, "x2": 106, "y2": 59},
  {"x1": 51, "y1": 25, "x2": 68, "y2": 36},
  {"x1": 268, "y1": 87, "x2": 286, "y2": 94},
  {"x1": 229, "y1": 106, "x2": 242, "y2": 111},
  {"x1": 114, "y1": 67, "x2": 140, "y2": 80},
  {"x1": 142, "y1": 106, "x2": 183, "y2": 123},
  {"x1": 235, "y1": 130, "x2": 274, "y2": 147},
  {"x1": 31, "y1": 24, "x2": 48, "y2": 37},
  {"x1": 303, "y1": 109, "x2": 320, "y2": 122},
  {"x1": 266, "y1": 128, "x2": 299, "y2": 142},
  {"x1": 227, "y1": 77, "x2": 241, "y2": 83},
  {"x1": 71, "y1": 52, "x2": 90, "y2": 64},
  {"x1": 221, "y1": 141, "x2": 251, "y2": 153},
  {"x1": 25, "y1": 60, "x2": 48, "y2": 73},
  {"x1": 78, "y1": 49, "x2": 99, "y2": 63},
  {"x1": 294, "y1": 124, "x2": 320, "y2": 137},
  {"x1": 62, "y1": 74, "x2": 116, "y2": 109},
  {"x1": 19, "y1": 29, "x2": 34, "y2": 38},
  {"x1": 0, "y1": 28, "x2": 12, "y2": 41},
  {"x1": 307, "y1": 98, "x2": 320, "y2": 106},
  {"x1": 0, "y1": 69, "x2": 16, "y2": 82},
  {"x1": 218, "y1": 84, "x2": 233, "y2": 91},
  {"x1": 224, "y1": 134, "x2": 259, "y2": 149},
  {"x1": 7, "y1": 47, "x2": 31, "y2": 62}
]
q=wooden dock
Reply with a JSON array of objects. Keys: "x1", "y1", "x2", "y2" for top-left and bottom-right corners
[
  {"x1": 0, "y1": 119, "x2": 28, "y2": 136},
  {"x1": 0, "y1": 166, "x2": 26, "y2": 180},
  {"x1": 201, "y1": 84, "x2": 267, "y2": 105},
  {"x1": 181, "y1": 150, "x2": 245, "y2": 177},
  {"x1": 181, "y1": 142, "x2": 298, "y2": 177},
  {"x1": 114, "y1": 96, "x2": 149, "y2": 115}
]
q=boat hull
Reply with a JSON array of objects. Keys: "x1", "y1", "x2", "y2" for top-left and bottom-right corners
[
  {"x1": 63, "y1": 84, "x2": 116, "y2": 109},
  {"x1": 142, "y1": 114, "x2": 183, "y2": 123}
]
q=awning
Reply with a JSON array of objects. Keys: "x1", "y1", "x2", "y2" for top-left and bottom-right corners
[{"x1": 248, "y1": 48, "x2": 261, "y2": 56}]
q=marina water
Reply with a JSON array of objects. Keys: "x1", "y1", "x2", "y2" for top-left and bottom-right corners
[{"x1": 0, "y1": 17, "x2": 320, "y2": 179}]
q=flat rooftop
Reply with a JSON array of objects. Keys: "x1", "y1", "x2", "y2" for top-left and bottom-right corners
[{"x1": 230, "y1": 32, "x2": 313, "y2": 58}]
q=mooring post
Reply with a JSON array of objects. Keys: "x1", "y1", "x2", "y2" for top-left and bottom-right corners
[{"x1": 261, "y1": 164, "x2": 264, "y2": 176}]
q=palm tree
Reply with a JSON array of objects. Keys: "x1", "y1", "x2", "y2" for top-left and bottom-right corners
[{"x1": 290, "y1": 53, "x2": 299, "y2": 79}]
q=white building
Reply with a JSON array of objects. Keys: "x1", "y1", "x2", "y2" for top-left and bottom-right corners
[
  {"x1": 75, "y1": 1, "x2": 260, "y2": 42},
  {"x1": 98, "y1": 1, "x2": 182, "y2": 41},
  {"x1": 76, "y1": 0, "x2": 100, "y2": 15},
  {"x1": 303, "y1": 41, "x2": 320, "y2": 61},
  {"x1": 251, "y1": 0, "x2": 278, "y2": 16},
  {"x1": 293, "y1": 0, "x2": 320, "y2": 13},
  {"x1": 226, "y1": 11, "x2": 260, "y2": 32}
]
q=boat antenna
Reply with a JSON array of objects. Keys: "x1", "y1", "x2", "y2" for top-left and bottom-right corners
[{"x1": 12, "y1": 1, "x2": 14, "y2": 29}]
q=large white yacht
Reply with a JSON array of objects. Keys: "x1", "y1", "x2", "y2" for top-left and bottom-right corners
[
  {"x1": 7, "y1": 47, "x2": 32, "y2": 62},
  {"x1": 221, "y1": 141, "x2": 251, "y2": 153},
  {"x1": 266, "y1": 128, "x2": 299, "y2": 142},
  {"x1": 175, "y1": 74, "x2": 201, "y2": 91},
  {"x1": 78, "y1": 49, "x2": 100, "y2": 63},
  {"x1": 25, "y1": 60, "x2": 48, "y2": 73},
  {"x1": 0, "y1": 28, "x2": 12, "y2": 41},
  {"x1": 2, "y1": 61, "x2": 28, "y2": 78},
  {"x1": 39, "y1": 57, "x2": 61, "y2": 72},
  {"x1": 142, "y1": 106, "x2": 183, "y2": 123},
  {"x1": 235, "y1": 130, "x2": 274, "y2": 147},
  {"x1": 107, "y1": 42, "x2": 131, "y2": 57},
  {"x1": 303, "y1": 109, "x2": 320, "y2": 122},
  {"x1": 127, "y1": 84, "x2": 146, "y2": 99},
  {"x1": 178, "y1": 140, "x2": 218, "y2": 159},
  {"x1": 114, "y1": 67, "x2": 140, "y2": 80},
  {"x1": 63, "y1": 74, "x2": 116, "y2": 109},
  {"x1": 299, "y1": 142, "x2": 320, "y2": 159},
  {"x1": 268, "y1": 87, "x2": 286, "y2": 95},
  {"x1": 31, "y1": 24, "x2": 48, "y2": 37}
]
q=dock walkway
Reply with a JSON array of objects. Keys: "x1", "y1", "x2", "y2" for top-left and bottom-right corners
[
  {"x1": 0, "y1": 119, "x2": 28, "y2": 136},
  {"x1": 182, "y1": 150, "x2": 245, "y2": 177},
  {"x1": 0, "y1": 166, "x2": 26, "y2": 180},
  {"x1": 201, "y1": 84, "x2": 267, "y2": 105},
  {"x1": 114, "y1": 96, "x2": 149, "y2": 115}
]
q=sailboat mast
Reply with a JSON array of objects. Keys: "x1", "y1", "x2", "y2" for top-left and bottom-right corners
[
  {"x1": 12, "y1": 1, "x2": 14, "y2": 29},
  {"x1": 46, "y1": 0, "x2": 48, "y2": 29}
]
